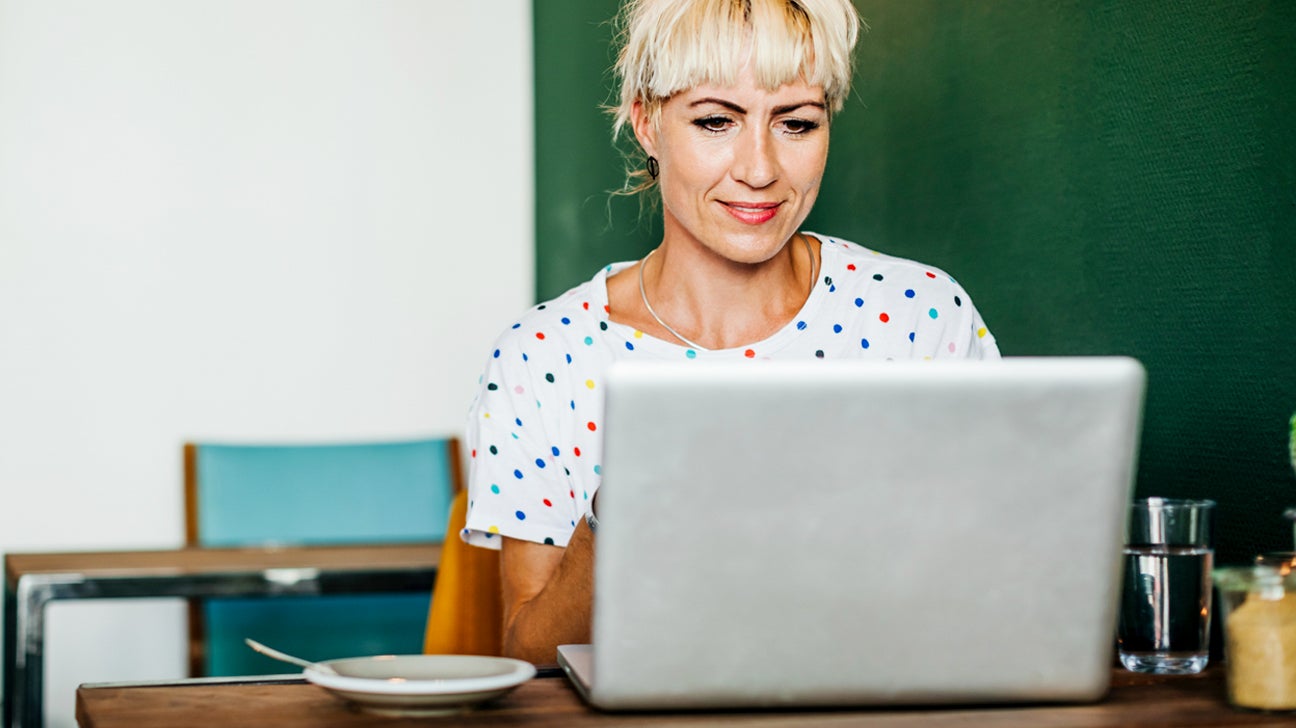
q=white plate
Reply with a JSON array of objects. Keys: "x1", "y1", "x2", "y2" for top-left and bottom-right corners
[{"x1": 304, "y1": 654, "x2": 536, "y2": 716}]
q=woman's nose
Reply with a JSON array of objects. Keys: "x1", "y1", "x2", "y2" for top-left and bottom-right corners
[{"x1": 731, "y1": 127, "x2": 778, "y2": 188}]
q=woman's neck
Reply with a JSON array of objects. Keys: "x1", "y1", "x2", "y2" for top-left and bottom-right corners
[{"x1": 606, "y1": 232, "x2": 819, "y2": 351}]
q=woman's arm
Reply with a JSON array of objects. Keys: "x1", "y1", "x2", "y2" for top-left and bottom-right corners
[{"x1": 499, "y1": 518, "x2": 595, "y2": 664}]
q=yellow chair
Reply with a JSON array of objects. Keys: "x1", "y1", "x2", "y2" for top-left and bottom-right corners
[{"x1": 423, "y1": 489, "x2": 503, "y2": 656}]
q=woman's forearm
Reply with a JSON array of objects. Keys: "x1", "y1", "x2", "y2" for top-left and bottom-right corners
[{"x1": 500, "y1": 519, "x2": 596, "y2": 664}]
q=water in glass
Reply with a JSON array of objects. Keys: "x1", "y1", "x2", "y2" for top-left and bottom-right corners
[{"x1": 1117, "y1": 545, "x2": 1213, "y2": 674}]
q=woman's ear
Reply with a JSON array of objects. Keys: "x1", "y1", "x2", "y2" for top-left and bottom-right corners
[{"x1": 630, "y1": 99, "x2": 658, "y2": 158}]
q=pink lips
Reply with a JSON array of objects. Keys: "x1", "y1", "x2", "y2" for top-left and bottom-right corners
[{"x1": 720, "y1": 201, "x2": 781, "y2": 225}]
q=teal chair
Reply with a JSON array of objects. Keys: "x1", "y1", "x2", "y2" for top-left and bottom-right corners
[{"x1": 183, "y1": 438, "x2": 461, "y2": 676}]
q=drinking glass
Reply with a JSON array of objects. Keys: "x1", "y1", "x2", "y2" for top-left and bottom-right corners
[{"x1": 1117, "y1": 497, "x2": 1215, "y2": 674}]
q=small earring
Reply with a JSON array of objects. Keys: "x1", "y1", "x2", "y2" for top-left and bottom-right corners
[{"x1": 646, "y1": 156, "x2": 659, "y2": 180}]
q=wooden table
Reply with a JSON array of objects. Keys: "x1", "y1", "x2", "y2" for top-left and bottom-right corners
[
  {"x1": 4, "y1": 543, "x2": 441, "y2": 728},
  {"x1": 75, "y1": 668, "x2": 1295, "y2": 727}
]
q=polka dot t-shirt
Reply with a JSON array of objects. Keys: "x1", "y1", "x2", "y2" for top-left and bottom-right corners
[{"x1": 461, "y1": 234, "x2": 1000, "y2": 549}]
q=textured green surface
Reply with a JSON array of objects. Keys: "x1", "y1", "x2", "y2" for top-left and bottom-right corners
[{"x1": 534, "y1": 1, "x2": 1296, "y2": 564}]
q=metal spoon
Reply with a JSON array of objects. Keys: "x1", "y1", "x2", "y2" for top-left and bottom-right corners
[{"x1": 244, "y1": 638, "x2": 338, "y2": 675}]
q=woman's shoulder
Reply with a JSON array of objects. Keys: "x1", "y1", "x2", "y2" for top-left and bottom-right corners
[
  {"x1": 810, "y1": 232, "x2": 970, "y2": 292},
  {"x1": 483, "y1": 263, "x2": 629, "y2": 359}
]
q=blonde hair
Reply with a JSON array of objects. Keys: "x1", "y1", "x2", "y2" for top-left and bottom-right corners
[{"x1": 609, "y1": 0, "x2": 862, "y2": 194}]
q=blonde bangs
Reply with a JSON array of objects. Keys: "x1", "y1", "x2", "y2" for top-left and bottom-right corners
[{"x1": 613, "y1": 0, "x2": 860, "y2": 141}]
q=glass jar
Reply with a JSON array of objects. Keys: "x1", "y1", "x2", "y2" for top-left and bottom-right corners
[
  {"x1": 1215, "y1": 565, "x2": 1296, "y2": 711},
  {"x1": 1256, "y1": 552, "x2": 1296, "y2": 572}
]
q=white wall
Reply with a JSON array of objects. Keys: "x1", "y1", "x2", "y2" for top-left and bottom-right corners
[{"x1": 0, "y1": 2, "x2": 533, "y2": 725}]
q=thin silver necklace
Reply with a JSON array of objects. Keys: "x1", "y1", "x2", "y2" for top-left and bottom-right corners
[{"x1": 637, "y1": 234, "x2": 818, "y2": 351}]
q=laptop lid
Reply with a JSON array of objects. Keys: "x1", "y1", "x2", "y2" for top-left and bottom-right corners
[{"x1": 575, "y1": 357, "x2": 1145, "y2": 710}]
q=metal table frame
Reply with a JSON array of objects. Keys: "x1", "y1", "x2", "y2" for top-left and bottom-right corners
[{"x1": 3, "y1": 543, "x2": 440, "y2": 728}]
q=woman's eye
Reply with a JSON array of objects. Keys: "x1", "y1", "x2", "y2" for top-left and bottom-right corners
[
  {"x1": 781, "y1": 118, "x2": 821, "y2": 135},
  {"x1": 692, "y1": 116, "x2": 732, "y2": 133}
]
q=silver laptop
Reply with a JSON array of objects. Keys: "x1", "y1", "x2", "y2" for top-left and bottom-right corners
[{"x1": 559, "y1": 357, "x2": 1146, "y2": 710}]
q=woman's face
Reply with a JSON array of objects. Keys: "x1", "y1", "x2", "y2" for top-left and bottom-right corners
[{"x1": 633, "y1": 65, "x2": 830, "y2": 265}]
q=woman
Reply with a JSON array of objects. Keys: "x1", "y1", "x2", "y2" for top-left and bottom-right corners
[{"x1": 462, "y1": 0, "x2": 1000, "y2": 664}]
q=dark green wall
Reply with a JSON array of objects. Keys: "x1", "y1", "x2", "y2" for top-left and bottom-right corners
[{"x1": 534, "y1": 1, "x2": 1296, "y2": 565}]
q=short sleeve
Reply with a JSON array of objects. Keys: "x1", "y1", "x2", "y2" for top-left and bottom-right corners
[
  {"x1": 462, "y1": 334, "x2": 582, "y2": 549},
  {"x1": 949, "y1": 282, "x2": 1000, "y2": 360}
]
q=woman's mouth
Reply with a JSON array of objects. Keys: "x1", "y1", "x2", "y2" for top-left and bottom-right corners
[{"x1": 720, "y1": 201, "x2": 781, "y2": 225}]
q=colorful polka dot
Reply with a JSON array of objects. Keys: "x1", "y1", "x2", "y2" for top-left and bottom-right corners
[{"x1": 463, "y1": 237, "x2": 998, "y2": 547}]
